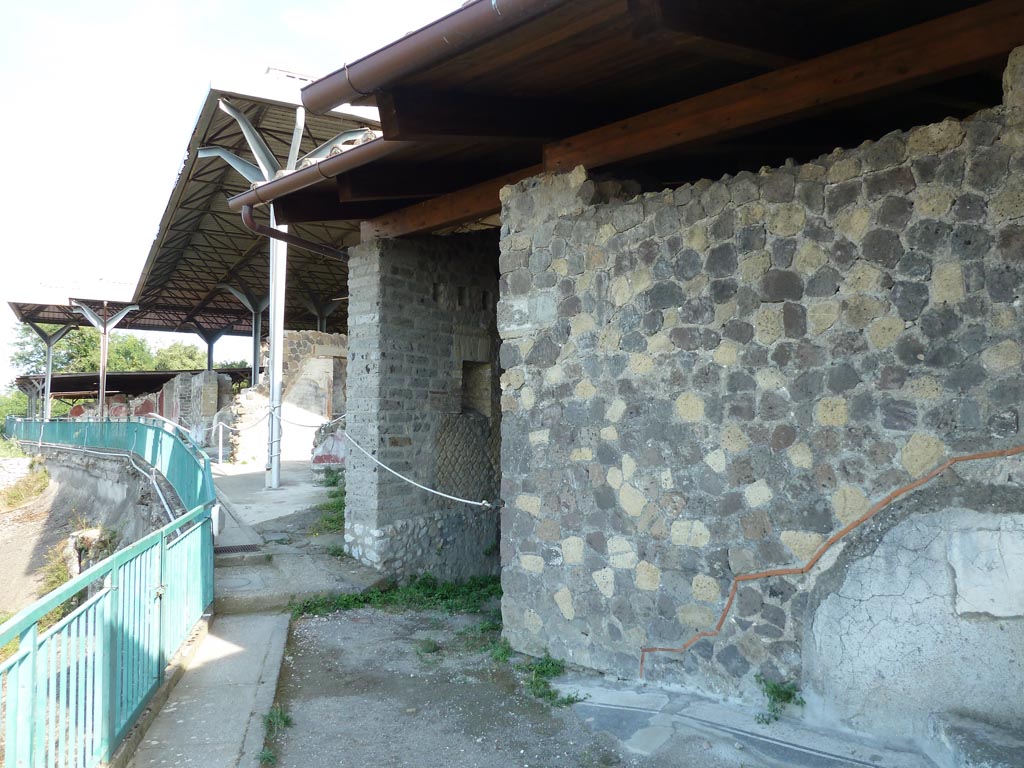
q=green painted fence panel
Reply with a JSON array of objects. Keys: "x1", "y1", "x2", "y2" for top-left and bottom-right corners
[{"x1": 0, "y1": 417, "x2": 216, "y2": 768}]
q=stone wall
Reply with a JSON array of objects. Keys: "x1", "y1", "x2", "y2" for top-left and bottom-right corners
[
  {"x1": 496, "y1": 53, "x2": 1024, "y2": 735},
  {"x1": 345, "y1": 232, "x2": 502, "y2": 580}
]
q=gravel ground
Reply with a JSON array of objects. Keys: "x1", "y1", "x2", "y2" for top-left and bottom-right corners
[{"x1": 272, "y1": 607, "x2": 765, "y2": 768}]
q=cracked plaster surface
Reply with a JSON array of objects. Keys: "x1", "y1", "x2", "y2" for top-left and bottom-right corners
[{"x1": 805, "y1": 510, "x2": 1024, "y2": 739}]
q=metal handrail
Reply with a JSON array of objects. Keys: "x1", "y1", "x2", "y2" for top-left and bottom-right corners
[{"x1": 0, "y1": 416, "x2": 216, "y2": 767}]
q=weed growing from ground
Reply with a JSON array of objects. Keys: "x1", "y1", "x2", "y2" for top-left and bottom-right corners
[
  {"x1": 263, "y1": 704, "x2": 293, "y2": 740},
  {"x1": 258, "y1": 748, "x2": 277, "y2": 766},
  {"x1": 0, "y1": 439, "x2": 25, "y2": 459},
  {"x1": 490, "y1": 638, "x2": 512, "y2": 663},
  {"x1": 311, "y1": 471, "x2": 345, "y2": 535},
  {"x1": 518, "y1": 653, "x2": 586, "y2": 708},
  {"x1": 754, "y1": 674, "x2": 805, "y2": 724},
  {"x1": 292, "y1": 574, "x2": 501, "y2": 618},
  {"x1": 0, "y1": 466, "x2": 49, "y2": 511}
]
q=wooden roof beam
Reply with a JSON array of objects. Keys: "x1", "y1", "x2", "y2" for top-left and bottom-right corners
[
  {"x1": 361, "y1": 165, "x2": 542, "y2": 240},
  {"x1": 547, "y1": 0, "x2": 1024, "y2": 173},
  {"x1": 628, "y1": 0, "x2": 800, "y2": 68},
  {"x1": 378, "y1": 88, "x2": 588, "y2": 141}
]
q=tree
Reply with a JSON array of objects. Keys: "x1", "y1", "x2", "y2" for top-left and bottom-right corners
[
  {"x1": 215, "y1": 359, "x2": 250, "y2": 370},
  {"x1": 154, "y1": 342, "x2": 205, "y2": 371},
  {"x1": 0, "y1": 388, "x2": 28, "y2": 422},
  {"x1": 9, "y1": 324, "x2": 154, "y2": 376}
]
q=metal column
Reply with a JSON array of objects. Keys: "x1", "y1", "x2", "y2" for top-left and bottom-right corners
[
  {"x1": 194, "y1": 325, "x2": 229, "y2": 371},
  {"x1": 266, "y1": 209, "x2": 287, "y2": 489},
  {"x1": 72, "y1": 301, "x2": 138, "y2": 419},
  {"x1": 26, "y1": 322, "x2": 75, "y2": 419},
  {"x1": 220, "y1": 286, "x2": 269, "y2": 387}
]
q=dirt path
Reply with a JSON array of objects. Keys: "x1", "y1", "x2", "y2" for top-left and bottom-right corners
[
  {"x1": 0, "y1": 474, "x2": 67, "y2": 615},
  {"x1": 273, "y1": 608, "x2": 762, "y2": 768}
]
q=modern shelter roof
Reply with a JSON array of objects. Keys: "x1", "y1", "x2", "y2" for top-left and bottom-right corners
[
  {"x1": 228, "y1": 0, "x2": 1012, "y2": 236},
  {"x1": 15, "y1": 368, "x2": 252, "y2": 399},
  {"x1": 130, "y1": 75, "x2": 381, "y2": 336}
]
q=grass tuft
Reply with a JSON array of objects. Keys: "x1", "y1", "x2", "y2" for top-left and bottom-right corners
[
  {"x1": 0, "y1": 439, "x2": 25, "y2": 459},
  {"x1": 292, "y1": 574, "x2": 501, "y2": 619},
  {"x1": 518, "y1": 653, "x2": 585, "y2": 707},
  {"x1": 1, "y1": 468, "x2": 49, "y2": 511},
  {"x1": 311, "y1": 472, "x2": 345, "y2": 535},
  {"x1": 754, "y1": 673, "x2": 805, "y2": 724}
]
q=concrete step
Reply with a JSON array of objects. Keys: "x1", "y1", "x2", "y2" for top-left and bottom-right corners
[
  {"x1": 213, "y1": 551, "x2": 385, "y2": 614},
  {"x1": 929, "y1": 714, "x2": 1024, "y2": 768}
]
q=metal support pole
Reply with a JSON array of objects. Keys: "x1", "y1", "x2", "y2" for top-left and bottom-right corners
[
  {"x1": 220, "y1": 286, "x2": 269, "y2": 387},
  {"x1": 72, "y1": 301, "x2": 138, "y2": 419},
  {"x1": 27, "y1": 322, "x2": 74, "y2": 420},
  {"x1": 193, "y1": 325, "x2": 229, "y2": 372},
  {"x1": 267, "y1": 206, "x2": 287, "y2": 490}
]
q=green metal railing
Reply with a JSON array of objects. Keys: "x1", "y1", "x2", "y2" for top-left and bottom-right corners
[{"x1": 0, "y1": 418, "x2": 216, "y2": 768}]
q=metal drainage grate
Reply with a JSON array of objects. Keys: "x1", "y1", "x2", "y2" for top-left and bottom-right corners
[{"x1": 214, "y1": 544, "x2": 261, "y2": 554}]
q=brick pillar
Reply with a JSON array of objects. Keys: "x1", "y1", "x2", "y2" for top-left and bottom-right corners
[{"x1": 345, "y1": 232, "x2": 502, "y2": 580}]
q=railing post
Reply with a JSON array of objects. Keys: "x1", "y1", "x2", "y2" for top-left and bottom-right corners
[
  {"x1": 14, "y1": 624, "x2": 38, "y2": 767},
  {"x1": 98, "y1": 567, "x2": 120, "y2": 761},
  {"x1": 218, "y1": 422, "x2": 223, "y2": 465},
  {"x1": 157, "y1": 534, "x2": 168, "y2": 677}
]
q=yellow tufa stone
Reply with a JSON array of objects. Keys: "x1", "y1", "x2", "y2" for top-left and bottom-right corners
[
  {"x1": 907, "y1": 118, "x2": 964, "y2": 156},
  {"x1": 600, "y1": 426, "x2": 619, "y2": 442},
  {"x1": 981, "y1": 339, "x2": 1023, "y2": 372},
  {"x1": 648, "y1": 332, "x2": 673, "y2": 354},
  {"x1": 569, "y1": 447, "x2": 593, "y2": 462},
  {"x1": 674, "y1": 391, "x2": 706, "y2": 422},
  {"x1": 608, "y1": 537, "x2": 639, "y2": 569},
  {"x1": 524, "y1": 608, "x2": 543, "y2": 634},
  {"x1": 843, "y1": 261, "x2": 884, "y2": 293},
  {"x1": 905, "y1": 375, "x2": 943, "y2": 400},
  {"x1": 815, "y1": 397, "x2": 849, "y2": 427},
  {"x1": 739, "y1": 252, "x2": 770, "y2": 282},
  {"x1": 787, "y1": 442, "x2": 814, "y2": 469},
  {"x1": 780, "y1": 530, "x2": 825, "y2": 564},
  {"x1": 755, "y1": 368, "x2": 787, "y2": 390},
  {"x1": 562, "y1": 536, "x2": 585, "y2": 564},
  {"x1": 520, "y1": 386, "x2": 536, "y2": 410},
  {"x1": 914, "y1": 186, "x2": 955, "y2": 218},
  {"x1": 832, "y1": 485, "x2": 871, "y2": 526},
  {"x1": 834, "y1": 207, "x2": 872, "y2": 242},
  {"x1": 611, "y1": 276, "x2": 632, "y2": 306},
  {"x1": 931, "y1": 262, "x2": 966, "y2": 305},
  {"x1": 574, "y1": 379, "x2": 597, "y2": 400},
  {"x1": 712, "y1": 340, "x2": 741, "y2": 366},
  {"x1": 755, "y1": 306, "x2": 784, "y2": 345},
  {"x1": 767, "y1": 204, "x2": 806, "y2": 237},
  {"x1": 677, "y1": 603, "x2": 716, "y2": 629},
  {"x1": 721, "y1": 423, "x2": 751, "y2": 453},
  {"x1": 529, "y1": 429, "x2": 550, "y2": 446},
  {"x1": 793, "y1": 242, "x2": 827, "y2": 275},
  {"x1": 691, "y1": 574, "x2": 721, "y2": 602},
  {"x1": 826, "y1": 156, "x2": 861, "y2": 183},
  {"x1": 684, "y1": 224, "x2": 709, "y2": 251},
  {"x1": 901, "y1": 433, "x2": 946, "y2": 477},
  {"x1": 743, "y1": 479, "x2": 774, "y2": 508},
  {"x1": 628, "y1": 353, "x2": 655, "y2": 375},
  {"x1": 553, "y1": 587, "x2": 575, "y2": 620},
  {"x1": 606, "y1": 398, "x2": 627, "y2": 422},
  {"x1": 592, "y1": 568, "x2": 615, "y2": 598},
  {"x1": 618, "y1": 483, "x2": 648, "y2": 517},
  {"x1": 808, "y1": 301, "x2": 841, "y2": 335},
  {"x1": 992, "y1": 306, "x2": 1017, "y2": 330},
  {"x1": 867, "y1": 316, "x2": 905, "y2": 349},
  {"x1": 622, "y1": 454, "x2": 637, "y2": 480},
  {"x1": 501, "y1": 369, "x2": 525, "y2": 390},
  {"x1": 571, "y1": 313, "x2": 596, "y2": 336},
  {"x1": 515, "y1": 494, "x2": 542, "y2": 517},
  {"x1": 606, "y1": 466, "x2": 624, "y2": 490},
  {"x1": 635, "y1": 561, "x2": 661, "y2": 591},
  {"x1": 519, "y1": 554, "x2": 545, "y2": 573},
  {"x1": 704, "y1": 448, "x2": 727, "y2": 474},
  {"x1": 671, "y1": 519, "x2": 711, "y2": 547}
]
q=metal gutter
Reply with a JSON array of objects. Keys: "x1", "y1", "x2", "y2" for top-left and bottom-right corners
[
  {"x1": 301, "y1": 0, "x2": 569, "y2": 114},
  {"x1": 227, "y1": 137, "x2": 413, "y2": 210},
  {"x1": 240, "y1": 205, "x2": 348, "y2": 261}
]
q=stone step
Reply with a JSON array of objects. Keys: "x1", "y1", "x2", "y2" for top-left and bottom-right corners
[{"x1": 929, "y1": 714, "x2": 1024, "y2": 768}]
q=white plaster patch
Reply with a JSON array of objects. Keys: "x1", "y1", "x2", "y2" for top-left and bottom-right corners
[{"x1": 948, "y1": 527, "x2": 1024, "y2": 617}]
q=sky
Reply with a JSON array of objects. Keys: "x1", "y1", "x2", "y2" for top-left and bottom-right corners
[{"x1": 0, "y1": 0, "x2": 463, "y2": 386}]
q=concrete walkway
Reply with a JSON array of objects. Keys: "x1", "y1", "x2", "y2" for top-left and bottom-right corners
[
  {"x1": 127, "y1": 615, "x2": 289, "y2": 768},
  {"x1": 126, "y1": 459, "x2": 381, "y2": 768}
]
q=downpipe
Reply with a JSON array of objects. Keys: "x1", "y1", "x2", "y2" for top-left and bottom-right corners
[{"x1": 240, "y1": 205, "x2": 348, "y2": 261}]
